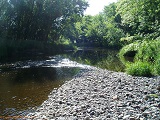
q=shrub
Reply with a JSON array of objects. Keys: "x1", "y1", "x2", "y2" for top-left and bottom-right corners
[
  {"x1": 119, "y1": 39, "x2": 160, "y2": 76},
  {"x1": 120, "y1": 35, "x2": 143, "y2": 44},
  {"x1": 126, "y1": 61, "x2": 152, "y2": 77},
  {"x1": 135, "y1": 40, "x2": 160, "y2": 62},
  {"x1": 119, "y1": 42, "x2": 140, "y2": 64},
  {"x1": 155, "y1": 59, "x2": 160, "y2": 75}
]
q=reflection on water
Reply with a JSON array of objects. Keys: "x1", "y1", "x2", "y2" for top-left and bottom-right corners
[
  {"x1": 0, "y1": 48, "x2": 125, "y2": 117},
  {"x1": 66, "y1": 48, "x2": 125, "y2": 72},
  {"x1": 0, "y1": 67, "x2": 79, "y2": 116}
]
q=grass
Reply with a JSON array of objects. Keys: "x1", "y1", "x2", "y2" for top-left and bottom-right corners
[
  {"x1": 119, "y1": 39, "x2": 160, "y2": 76},
  {"x1": 154, "y1": 58, "x2": 160, "y2": 75},
  {"x1": 126, "y1": 61, "x2": 152, "y2": 77}
]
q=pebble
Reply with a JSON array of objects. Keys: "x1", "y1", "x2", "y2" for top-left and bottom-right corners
[
  {"x1": 123, "y1": 115, "x2": 130, "y2": 119},
  {"x1": 26, "y1": 68, "x2": 160, "y2": 119},
  {"x1": 112, "y1": 95, "x2": 118, "y2": 100}
]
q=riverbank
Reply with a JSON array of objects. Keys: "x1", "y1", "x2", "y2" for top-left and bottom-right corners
[
  {"x1": 0, "y1": 38, "x2": 76, "y2": 62},
  {"x1": 27, "y1": 67, "x2": 160, "y2": 120}
]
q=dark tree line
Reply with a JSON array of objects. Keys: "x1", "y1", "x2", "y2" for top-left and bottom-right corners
[{"x1": 0, "y1": 0, "x2": 88, "y2": 41}]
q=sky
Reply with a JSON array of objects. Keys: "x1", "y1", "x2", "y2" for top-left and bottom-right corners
[{"x1": 84, "y1": 0, "x2": 118, "y2": 16}]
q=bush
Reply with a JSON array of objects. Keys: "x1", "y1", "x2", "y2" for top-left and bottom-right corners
[
  {"x1": 119, "y1": 39, "x2": 160, "y2": 76},
  {"x1": 120, "y1": 35, "x2": 143, "y2": 44},
  {"x1": 119, "y1": 42, "x2": 140, "y2": 64},
  {"x1": 135, "y1": 40, "x2": 160, "y2": 62},
  {"x1": 155, "y1": 59, "x2": 160, "y2": 75},
  {"x1": 126, "y1": 62, "x2": 152, "y2": 77}
]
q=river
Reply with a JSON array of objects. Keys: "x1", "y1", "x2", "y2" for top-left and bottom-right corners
[{"x1": 0, "y1": 48, "x2": 125, "y2": 117}]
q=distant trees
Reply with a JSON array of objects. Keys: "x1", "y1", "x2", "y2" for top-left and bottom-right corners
[
  {"x1": 63, "y1": 0, "x2": 159, "y2": 48},
  {"x1": 0, "y1": 0, "x2": 88, "y2": 41},
  {"x1": 117, "y1": 0, "x2": 160, "y2": 39},
  {"x1": 67, "y1": 3, "x2": 125, "y2": 48},
  {"x1": 0, "y1": 0, "x2": 159, "y2": 49}
]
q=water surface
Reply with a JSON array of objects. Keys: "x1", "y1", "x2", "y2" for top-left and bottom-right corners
[{"x1": 0, "y1": 48, "x2": 125, "y2": 117}]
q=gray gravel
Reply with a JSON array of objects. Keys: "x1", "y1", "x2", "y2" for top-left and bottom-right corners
[{"x1": 27, "y1": 67, "x2": 160, "y2": 120}]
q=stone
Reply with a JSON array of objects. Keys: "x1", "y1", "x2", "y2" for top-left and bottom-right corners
[
  {"x1": 112, "y1": 95, "x2": 118, "y2": 100},
  {"x1": 129, "y1": 117, "x2": 136, "y2": 120},
  {"x1": 142, "y1": 111, "x2": 150, "y2": 117},
  {"x1": 26, "y1": 68, "x2": 160, "y2": 120},
  {"x1": 139, "y1": 118, "x2": 144, "y2": 120},
  {"x1": 157, "y1": 86, "x2": 160, "y2": 91},
  {"x1": 85, "y1": 116, "x2": 90, "y2": 120},
  {"x1": 158, "y1": 104, "x2": 160, "y2": 109},
  {"x1": 123, "y1": 115, "x2": 130, "y2": 119}
]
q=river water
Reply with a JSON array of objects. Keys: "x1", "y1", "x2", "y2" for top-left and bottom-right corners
[{"x1": 0, "y1": 48, "x2": 125, "y2": 117}]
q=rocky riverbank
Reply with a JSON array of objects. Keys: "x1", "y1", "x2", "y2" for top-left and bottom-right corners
[{"x1": 27, "y1": 67, "x2": 160, "y2": 120}]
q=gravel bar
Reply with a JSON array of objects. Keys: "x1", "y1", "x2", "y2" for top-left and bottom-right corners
[{"x1": 27, "y1": 67, "x2": 160, "y2": 120}]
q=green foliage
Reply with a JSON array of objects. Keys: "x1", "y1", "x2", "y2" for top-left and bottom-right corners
[
  {"x1": 119, "y1": 42, "x2": 140, "y2": 64},
  {"x1": 116, "y1": 0, "x2": 160, "y2": 39},
  {"x1": 72, "y1": 3, "x2": 125, "y2": 48},
  {"x1": 149, "y1": 94, "x2": 159, "y2": 98},
  {"x1": 154, "y1": 57, "x2": 160, "y2": 75},
  {"x1": 135, "y1": 40, "x2": 160, "y2": 62},
  {"x1": 126, "y1": 61, "x2": 152, "y2": 77},
  {"x1": 119, "y1": 40, "x2": 160, "y2": 76},
  {"x1": 0, "y1": 0, "x2": 88, "y2": 41},
  {"x1": 0, "y1": 38, "x2": 76, "y2": 60},
  {"x1": 0, "y1": 0, "x2": 88, "y2": 59},
  {"x1": 120, "y1": 35, "x2": 143, "y2": 44},
  {"x1": 0, "y1": 0, "x2": 159, "y2": 78},
  {"x1": 0, "y1": 38, "x2": 44, "y2": 58}
]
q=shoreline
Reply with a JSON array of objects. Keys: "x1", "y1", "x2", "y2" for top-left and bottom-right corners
[{"x1": 27, "y1": 67, "x2": 160, "y2": 120}]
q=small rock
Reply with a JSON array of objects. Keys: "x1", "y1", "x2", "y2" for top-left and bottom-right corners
[
  {"x1": 99, "y1": 94, "x2": 105, "y2": 98},
  {"x1": 118, "y1": 114, "x2": 123, "y2": 119},
  {"x1": 112, "y1": 95, "x2": 118, "y2": 100},
  {"x1": 142, "y1": 111, "x2": 150, "y2": 117},
  {"x1": 85, "y1": 116, "x2": 90, "y2": 120},
  {"x1": 90, "y1": 111, "x2": 95, "y2": 115},
  {"x1": 143, "y1": 90, "x2": 148, "y2": 94},
  {"x1": 57, "y1": 117, "x2": 66, "y2": 120},
  {"x1": 132, "y1": 105, "x2": 140, "y2": 109},
  {"x1": 126, "y1": 102, "x2": 131, "y2": 106},
  {"x1": 140, "y1": 106, "x2": 148, "y2": 112},
  {"x1": 123, "y1": 115, "x2": 130, "y2": 119},
  {"x1": 59, "y1": 100, "x2": 63, "y2": 104},
  {"x1": 158, "y1": 104, "x2": 160, "y2": 109},
  {"x1": 157, "y1": 86, "x2": 160, "y2": 91},
  {"x1": 139, "y1": 118, "x2": 144, "y2": 120},
  {"x1": 129, "y1": 117, "x2": 136, "y2": 120},
  {"x1": 128, "y1": 87, "x2": 133, "y2": 91}
]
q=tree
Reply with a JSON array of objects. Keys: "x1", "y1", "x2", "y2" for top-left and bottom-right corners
[
  {"x1": 68, "y1": 2, "x2": 125, "y2": 48},
  {"x1": 0, "y1": 0, "x2": 88, "y2": 41},
  {"x1": 102, "y1": 3, "x2": 125, "y2": 48},
  {"x1": 116, "y1": 0, "x2": 160, "y2": 39}
]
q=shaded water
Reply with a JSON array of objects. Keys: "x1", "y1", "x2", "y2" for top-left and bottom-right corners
[
  {"x1": 0, "y1": 67, "x2": 80, "y2": 117},
  {"x1": 67, "y1": 48, "x2": 125, "y2": 72},
  {"x1": 0, "y1": 48, "x2": 125, "y2": 117}
]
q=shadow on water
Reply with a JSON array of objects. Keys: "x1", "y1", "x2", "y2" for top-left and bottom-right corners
[
  {"x1": 0, "y1": 66, "x2": 80, "y2": 116},
  {"x1": 0, "y1": 48, "x2": 125, "y2": 117}
]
